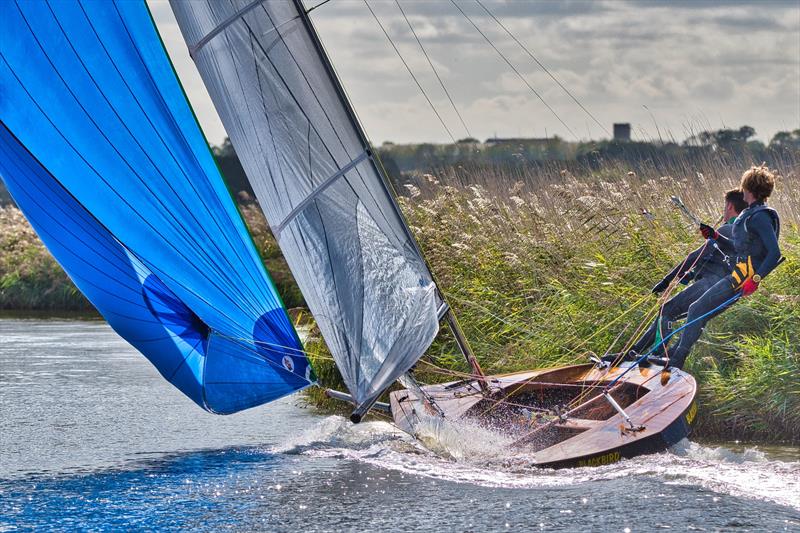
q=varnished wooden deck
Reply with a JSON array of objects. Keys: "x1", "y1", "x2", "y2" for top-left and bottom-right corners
[{"x1": 390, "y1": 362, "x2": 697, "y2": 468}]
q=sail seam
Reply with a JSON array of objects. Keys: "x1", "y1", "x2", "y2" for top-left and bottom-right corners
[
  {"x1": 275, "y1": 151, "x2": 369, "y2": 237},
  {"x1": 190, "y1": 0, "x2": 266, "y2": 57}
]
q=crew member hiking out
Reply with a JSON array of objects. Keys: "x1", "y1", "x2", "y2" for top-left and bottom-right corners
[
  {"x1": 604, "y1": 189, "x2": 747, "y2": 365},
  {"x1": 659, "y1": 165, "x2": 782, "y2": 369}
]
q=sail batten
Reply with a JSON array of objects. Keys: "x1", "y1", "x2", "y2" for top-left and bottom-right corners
[
  {"x1": 171, "y1": 0, "x2": 442, "y2": 407},
  {"x1": 275, "y1": 150, "x2": 369, "y2": 237},
  {"x1": 190, "y1": 0, "x2": 267, "y2": 57}
]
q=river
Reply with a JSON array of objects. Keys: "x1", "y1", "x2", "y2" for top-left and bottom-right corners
[{"x1": 1, "y1": 318, "x2": 798, "y2": 531}]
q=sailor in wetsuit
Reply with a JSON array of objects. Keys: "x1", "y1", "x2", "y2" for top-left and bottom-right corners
[
  {"x1": 660, "y1": 165, "x2": 782, "y2": 369},
  {"x1": 602, "y1": 190, "x2": 746, "y2": 366},
  {"x1": 637, "y1": 189, "x2": 746, "y2": 360}
]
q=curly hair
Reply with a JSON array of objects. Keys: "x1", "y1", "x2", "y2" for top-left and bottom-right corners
[{"x1": 740, "y1": 164, "x2": 775, "y2": 202}]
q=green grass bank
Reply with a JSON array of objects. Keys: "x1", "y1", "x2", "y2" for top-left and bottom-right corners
[{"x1": 1, "y1": 163, "x2": 798, "y2": 444}]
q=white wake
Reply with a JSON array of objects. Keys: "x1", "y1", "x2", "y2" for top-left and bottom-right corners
[{"x1": 271, "y1": 415, "x2": 800, "y2": 510}]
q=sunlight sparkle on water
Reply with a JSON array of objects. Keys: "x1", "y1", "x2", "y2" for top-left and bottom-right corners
[{"x1": 2, "y1": 320, "x2": 799, "y2": 532}]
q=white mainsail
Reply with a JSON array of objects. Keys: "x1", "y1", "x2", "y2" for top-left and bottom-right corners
[{"x1": 170, "y1": 0, "x2": 442, "y2": 412}]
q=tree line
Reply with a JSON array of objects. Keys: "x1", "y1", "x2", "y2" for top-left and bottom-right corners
[
  {"x1": 377, "y1": 127, "x2": 800, "y2": 177},
  {"x1": 1, "y1": 127, "x2": 798, "y2": 204}
]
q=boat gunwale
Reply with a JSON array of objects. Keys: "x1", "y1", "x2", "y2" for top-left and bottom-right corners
[{"x1": 389, "y1": 362, "x2": 698, "y2": 467}]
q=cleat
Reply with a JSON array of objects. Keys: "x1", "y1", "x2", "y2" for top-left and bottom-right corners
[
  {"x1": 647, "y1": 355, "x2": 670, "y2": 367},
  {"x1": 589, "y1": 354, "x2": 610, "y2": 369}
]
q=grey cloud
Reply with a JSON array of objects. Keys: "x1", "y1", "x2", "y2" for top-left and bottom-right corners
[
  {"x1": 152, "y1": 0, "x2": 799, "y2": 145},
  {"x1": 712, "y1": 14, "x2": 784, "y2": 31},
  {"x1": 625, "y1": 0, "x2": 794, "y2": 10}
]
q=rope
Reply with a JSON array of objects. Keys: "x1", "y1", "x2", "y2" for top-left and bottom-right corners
[
  {"x1": 447, "y1": 291, "x2": 650, "y2": 364},
  {"x1": 449, "y1": 290, "x2": 653, "y2": 378},
  {"x1": 606, "y1": 292, "x2": 742, "y2": 390},
  {"x1": 411, "y1": 291, "x2": 656, "y2": 419},
  {"x1": 395, "y1": 0, "x2": 472, "y2": 139},
  {"x1": 566, "y1": 235, "x2": 709, "y2": 408},
  {"x1": 602, "y1": 239, "x2": 711, "y2": 369},
  {"x1": 364, "y1": 0, "x2": 457, "y2": 143},
  {"x1": 567, "y1": 301, "x2": 662, "y2": 408},
  {"x1": 564, "y1": 239, "x2": 712, "y2": 407},
  {"x1": 473, "y1": 0, "x2": 610, "y2": 137}
]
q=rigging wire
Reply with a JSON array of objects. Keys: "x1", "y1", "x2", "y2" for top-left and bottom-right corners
[
  {"x1": 473, "y1": 0, "x2": 610, "y2": 137},
  {"x1": 448, "y1": 0, "x2": 579, "y2": 140},
  {"x1": 607, "y1": 291, "x2": 742, "y2": 390},
  {"x1": 567, "y1": 239, "x2": 712, "y2": 409},
  {"x1": 364, "y1": 0, "x2": 457, "y2": 143},
  {"x1": 395, "y1": 0, "x2": 472, "y2": 139}
]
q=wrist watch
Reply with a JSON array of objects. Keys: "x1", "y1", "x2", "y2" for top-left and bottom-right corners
[{"x1": 752, "y1": 274, "x2": 762, "y2": 283}]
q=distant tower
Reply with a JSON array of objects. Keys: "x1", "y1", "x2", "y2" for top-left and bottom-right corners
[{"x1": 613, "y1": 123, "x2": 631, "y2": 141}]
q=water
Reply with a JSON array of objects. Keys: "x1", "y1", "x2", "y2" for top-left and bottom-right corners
[{"x1": 1, "y1": 319, "x2": 798, "y2": 532}]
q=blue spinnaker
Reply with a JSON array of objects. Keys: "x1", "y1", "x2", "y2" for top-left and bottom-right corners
[{"x1": 0, "y1": 0, "x2": 313, "y2": 413}]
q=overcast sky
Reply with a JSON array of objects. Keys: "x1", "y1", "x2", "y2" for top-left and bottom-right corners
[{"x1": 150, "y1": 0, "x2": 800, "y2": 146}]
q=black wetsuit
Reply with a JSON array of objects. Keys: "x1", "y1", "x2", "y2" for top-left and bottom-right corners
[
  {"x1": 667, "y1": 202, "x2": 781, "y2": 368},
  {"x1": 631, "y1": 221, "x2": 736, "y2": 355}
]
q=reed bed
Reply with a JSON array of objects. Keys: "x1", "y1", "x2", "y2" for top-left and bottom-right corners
[
  {"x1": 1, "y1": 153, "x2": 798, "y2": 442},
  {"x1": 0, "y1": 206, "x2": 92, "y2": 311}
]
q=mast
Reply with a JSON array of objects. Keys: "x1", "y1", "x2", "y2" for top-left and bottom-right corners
[{"x1": 294, "y1": 0, "x2": 487, "y2": 392}]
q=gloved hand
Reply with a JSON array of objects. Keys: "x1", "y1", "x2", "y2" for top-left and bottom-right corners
[
  {"x1": 699, "y1": 223, "x2": 719, "y2": 240},
  {"x1": 741, "y1": 278, "x2": 759, "y2": 297},
  {"x1": 651, "y1": 278, "x2": 670, "y2": 294}
]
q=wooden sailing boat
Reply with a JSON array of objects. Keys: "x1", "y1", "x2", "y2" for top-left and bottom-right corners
[
  {"x1": 1, "y1": 0, "x2": 697, "y2": 469},
  {"x1": 390, "y1": 363, "x2": 697, "y2": 468},
  {"x1": 170, "y1": 0, "x2": 698, "y2": 467}
]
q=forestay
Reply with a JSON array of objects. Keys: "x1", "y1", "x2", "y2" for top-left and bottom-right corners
[
  {"x1": 0, "y1": 0, "x2": 312, "y2": 413},
  {"x1": 170, "y1": 0, "x2": 441, "y2": 410}
]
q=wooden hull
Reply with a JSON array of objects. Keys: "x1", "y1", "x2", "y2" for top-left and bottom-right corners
[{"x1": 389, "y1": 362, "x2": 698, "y2": 468}]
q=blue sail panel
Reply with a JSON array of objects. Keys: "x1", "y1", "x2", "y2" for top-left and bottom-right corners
[
  {"x1": 0, "y1": 0, "x2": 313, "y2": 412},
  {"x1": 0, "y1": 123, "x2": 307, "y2": 413},
  {"x1": 202, "y1": 334, "x2": 310, "y2": 414},
  {"x1": 2, "y1": 1, "x2": 262, "y2": 337}
]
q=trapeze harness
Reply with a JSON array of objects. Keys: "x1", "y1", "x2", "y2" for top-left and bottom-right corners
[{"x1": 728, "y1": 202, "x2": 782, "y2": 288}]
